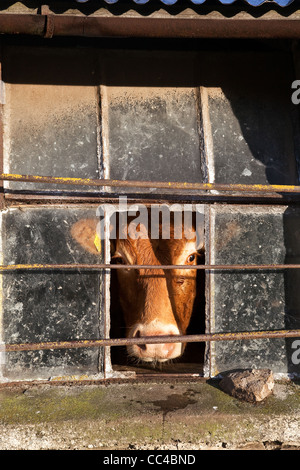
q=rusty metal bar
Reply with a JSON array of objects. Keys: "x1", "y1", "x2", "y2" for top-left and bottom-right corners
[
  {"x1": 1, "y1": 173, "x2": 300, "y2": 195},
  {"x1": 5, "y1": 191, "x2": 300, "y2": 206},
  {"x1": 0, "y1": 263, "x2": 300, "y2": 272},
  {"x1": 2, "y1": 328, "x2": 300, "y2": 353},
  {"x1": 51, "y1": 15, "x2": 300, "y2": 40},
  {"x1": 1, "y1": 11, "x2": 300, "y2": 40}
]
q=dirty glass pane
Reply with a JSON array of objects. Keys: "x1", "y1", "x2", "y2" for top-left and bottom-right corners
[
  {"x1": 209, "y1": 206, "x2": 300, "y2": 377},
  {"x1": 199, "y1": 51, "x2": 299, "y2": 185},
  {"x1": 0, "y1": 207, "x2": 103, "y2": 381},
  {"x1": 101, "y1": 50, "x2": 203, "y2": 190},
  {"x1": 3, "y1": 46, "x2": 100, "y2": 193}
]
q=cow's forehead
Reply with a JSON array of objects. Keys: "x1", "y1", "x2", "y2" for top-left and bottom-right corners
[
  {"x1": 157, "y1": 237, "x2": 197, "y2": 257},
  {"x1": 171, "y1": 240, "x2": 198, "y2": 264},
  {"x1": 134, "y1": 236, "x2": 197, "y2": 261},
  {"x1": 115, "y1": 235, "x2": 197, "y2": 259}
]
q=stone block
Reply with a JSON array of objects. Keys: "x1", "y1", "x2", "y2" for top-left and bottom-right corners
[{"x1": 219, "y1": 369, "x2": 274, "y2": 403}]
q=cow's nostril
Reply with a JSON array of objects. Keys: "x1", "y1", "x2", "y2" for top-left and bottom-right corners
[
  {"x1": 129, "y1": 323, "x2": 182, "y2": 361},
  {"x1": 134, "y1": 329, "x2": 147, "y2": 351}
]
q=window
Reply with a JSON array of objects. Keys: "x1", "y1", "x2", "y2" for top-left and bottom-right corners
[{"x1": 1, "y1": 39, "x2": 300, "y2": 382}]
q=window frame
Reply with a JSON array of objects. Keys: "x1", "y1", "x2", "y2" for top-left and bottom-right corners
[{"x1": 1, "y1": 37, "x2": 300, "y2": 383}]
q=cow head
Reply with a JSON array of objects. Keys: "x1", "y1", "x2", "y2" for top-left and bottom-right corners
[{"x1": 71, "y1": 210, "x2": 204, "y2": 364}]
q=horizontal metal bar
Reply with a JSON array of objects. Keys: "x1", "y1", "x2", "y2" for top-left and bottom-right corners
[
  {"x1": 2, "y1": 329, "x2": 300, "y2": 352},
  {"x1": 1, "y1": 173, "x2": 300, "y2": 195},
  {"x1": 5, "y1": 193, "x2": 300, "y2": 205},
  {"x1": 0, "y1": 263, "x2": 300, "y2": 272}
]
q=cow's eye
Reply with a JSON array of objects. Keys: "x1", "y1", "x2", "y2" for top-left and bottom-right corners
[{"x1": 187, "y1": 254, "x2": 195, "y2": 263}]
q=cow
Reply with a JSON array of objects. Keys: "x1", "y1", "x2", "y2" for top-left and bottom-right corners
[{"x1": 71, "y1": 210, "x2": 204, "y2": 364}]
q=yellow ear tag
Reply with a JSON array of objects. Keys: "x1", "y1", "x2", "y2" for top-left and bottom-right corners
[{"x1": 94, "y1": 233, "x2": 101, "y2": 253}]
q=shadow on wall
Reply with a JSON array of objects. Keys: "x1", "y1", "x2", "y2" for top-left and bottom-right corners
[
  {"x1": 210, "y1": 50, "x2": 300, "y2": 377},
  {"x1": 283, "y1": 210, "x2": 300, "y2": 377}
]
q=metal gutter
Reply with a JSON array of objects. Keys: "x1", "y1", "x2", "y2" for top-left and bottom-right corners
[{"x1": 1, "y1": 8, "x2": 300, "y2": 38}]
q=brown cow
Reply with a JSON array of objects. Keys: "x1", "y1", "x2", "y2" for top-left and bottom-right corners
[{"x1": 71, "y1": 210, "x2": 204, "y2": 364}]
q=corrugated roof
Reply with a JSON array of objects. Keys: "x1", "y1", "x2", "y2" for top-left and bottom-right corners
[{"x1": 75, "y1": 0, "x2": 296, "y2": 6}]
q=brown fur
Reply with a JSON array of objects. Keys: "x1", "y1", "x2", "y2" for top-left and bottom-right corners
[
  {"x1": 71, "y1": 212, "x2": 204, "y2": 362},
  {"x1": 114, "y1": 234, "x2": 198, "y2": 336}
]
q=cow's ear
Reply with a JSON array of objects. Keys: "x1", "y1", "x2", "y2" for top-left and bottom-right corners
[
  {"x1": 196, "y1": 239, "x2": 205, "y2": 255},
  {"x1": 71, "y1": 219, "x2": 100, "y2": 255}
]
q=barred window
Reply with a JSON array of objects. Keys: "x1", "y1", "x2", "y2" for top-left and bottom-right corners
[{"x1": 1, "y1": 39, "x2": 300, "y2": 382}]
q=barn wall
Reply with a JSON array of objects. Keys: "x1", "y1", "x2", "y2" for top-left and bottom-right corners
[{"x1": 1, "y1": 40, "x2": 300, "y2": 380}]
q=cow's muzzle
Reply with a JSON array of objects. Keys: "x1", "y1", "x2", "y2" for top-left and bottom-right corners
[{"x1": 128, "y1": 322, "x2": 182, "y2": 363}]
